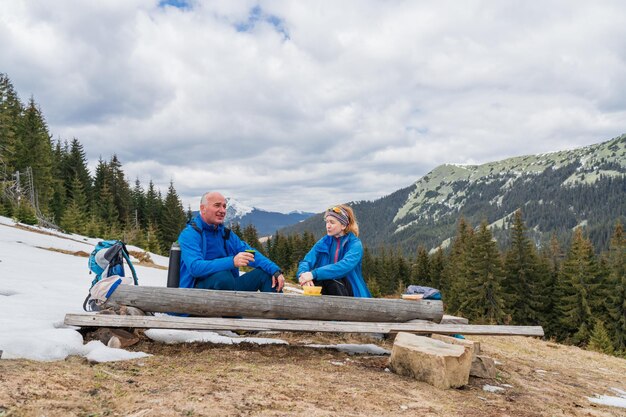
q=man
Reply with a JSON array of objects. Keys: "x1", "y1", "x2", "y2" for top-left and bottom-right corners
[{"x1": 178, "y1": 191, "x2": 285, "y2": 292}]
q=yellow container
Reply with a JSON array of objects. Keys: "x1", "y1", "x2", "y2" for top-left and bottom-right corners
[{"x1": 303, "y1": 286, "x2": 322, "y2": 296}]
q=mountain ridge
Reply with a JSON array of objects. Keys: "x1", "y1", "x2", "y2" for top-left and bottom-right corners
[{"x1": 280, "y1": 134, "x2": 626, "y2": 254}]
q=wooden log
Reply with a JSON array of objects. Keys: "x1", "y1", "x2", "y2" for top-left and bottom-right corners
[
  {"x1": 104, "y1": 285, "x2": 444, "y2": 323},
  {"x1": 64, "y1": 313, "x2": 545, "y2": 337}
]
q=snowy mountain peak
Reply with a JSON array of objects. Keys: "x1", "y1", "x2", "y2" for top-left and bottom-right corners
[{"x1": 225, "y1": 197, "x2": 254, "y2": 220}]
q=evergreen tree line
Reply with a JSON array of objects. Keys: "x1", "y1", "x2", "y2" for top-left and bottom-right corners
[
  {"x1": 369, "y1": 211, "x2": 624, "y2": 357},
  {"x1": 248, "y1": 210, "x2": 624, "y2": 357},
  {"x1": 0, "y1": 73, "x2": 188, "y2": 254}
]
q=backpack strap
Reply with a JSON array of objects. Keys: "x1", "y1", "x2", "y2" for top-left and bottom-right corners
[
  {"x1": 119, "y1": 241, "x2": 139, "y2": 285},
  {"x1": 188, "y1": 219, "x2": 231, "y2": 253}
]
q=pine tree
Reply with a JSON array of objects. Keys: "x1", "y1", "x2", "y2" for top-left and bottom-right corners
[
  {"x1": 145, "y1": 222, "x2": 162, "y2": 254},
  {"x1": 64, "y1": 138, "x2": 92, "y2": 209},
  {"x1": 442, "y1": 217, "x2": 473, "y2": 314},
  {"x1": 272, "y1": 233, "x2": 293, "y2": 271},
  {"x1": 48, "y1": 140, "x2": 66, "y2": 223},
  {"x1": 109, "y1": 154, "x2": 132, "y2": 226},
  {"x1": 0, "y1": 73, "x2": 23, "y2": 174},
  {"x1": 242, "y1": 224, "x2": 262, "y2": 251},
  {"x1": 412, "y1": 246, "x2": 431, "y2": 287},
  {"x1": 158, "y1": 181, "x2": 187, "y2": 252},
  {"x1": 558, "y1": 228, "x2": 600, "y2": 346},
  {"x1": 230, "y1": 223, "x2": 242, "y2": 237},
  {"x1": 587, "y1": 320, "x2": 615, "y2": 355},
  {"x1": 15, "y1": 201, "x2": 38, "y2": 225},
  {"x1": 376, "y1": 247, "x2": 393, "y2": 295},
  {"x1": 84, "y1": 214, "x2": 104, "y2": 238},
  {"x1": 429, "y1": 248, "x2": 445, "y2": 291},
  {"x1": 129, "y1": 226, "x2": 148, "y2": 251},
  {"x1": 15, "y1": 98, "x2": 54, "y2": 213},
  {"x1": 503, "y1": 210, "x2": 544, "y2": 325},
  {"x1": 60, "y1": 175, "x2": 88, "y2": 233},
  {"x1": 387, "y1": 248, "x2": 411, "y2": 297},
  {"x1": 362, "y1": 247, "x2": 381, "y2": 297},
  {"x1": 289, "y1": 233, "x2": 308, "y2": 262},
  {"x1": 60, "y1": 199, "x2": 85, "y2": 233},
  {"x1": 98, "y1": 182, "x2": 119, "y2": 228},
  {"x1": 131, "y1": 178, "x2": 146, "y2": 229},
  {"x1": 145, "y1": 180, "x2": 162, "y2": 227},
  {"x1": 540, "y1": 234, "x2": 564, "y2": 339},
  {"x1": 459, "y1": 221, "x2": 507, "y2": 324},
  {"x1": 605, "y1": 222, "x2": 626, "y2": 352}
]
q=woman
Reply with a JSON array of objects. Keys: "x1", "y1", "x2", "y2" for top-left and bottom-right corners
[{"x1": 297, "y1": 205, "x2": 372, "y2": 297}]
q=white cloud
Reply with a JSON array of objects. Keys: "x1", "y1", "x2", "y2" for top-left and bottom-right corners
[{"x1": 1, "y1": 0, "x2": 625, "y2": 212}]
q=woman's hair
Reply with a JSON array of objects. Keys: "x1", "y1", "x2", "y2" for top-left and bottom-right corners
[{"x1": 328, "y1": 204, "x2": 359, "y2": 237}]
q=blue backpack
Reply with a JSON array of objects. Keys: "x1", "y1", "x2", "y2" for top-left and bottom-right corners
[{"x1": 83, "y1": 240, "x2": 138, "y2": 311}]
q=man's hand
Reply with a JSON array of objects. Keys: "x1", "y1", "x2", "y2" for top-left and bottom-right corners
[
  {"x1": 272, "y1": 273, "x2": 285, "y2": 292},
  {"x1": 233, "y1": 251, "x2": 255, "y2": 267}
]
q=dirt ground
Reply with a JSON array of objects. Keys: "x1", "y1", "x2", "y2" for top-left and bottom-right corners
[{"x1": 1, "y1": 331, "x2": 625, "y2": 417}]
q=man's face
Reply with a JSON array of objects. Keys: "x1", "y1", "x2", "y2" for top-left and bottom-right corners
[{"x1": 200, "y1": 193, "x2": 227, "y2": 225}]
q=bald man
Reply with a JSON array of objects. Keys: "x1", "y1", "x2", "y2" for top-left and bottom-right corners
[{"x1": 177, "y1": 192, "x2": 285, "y2": 293}]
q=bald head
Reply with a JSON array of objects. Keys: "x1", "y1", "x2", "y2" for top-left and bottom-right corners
[
  {"x1": 201, "y1": 191, "x2": 225, "y2": 206},
  {"x1": 200, "y1": 192, "x2": 227, "y2": 225}
]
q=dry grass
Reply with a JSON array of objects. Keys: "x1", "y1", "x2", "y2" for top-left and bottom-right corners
[{"x1": 1, "y1": 333, "x2": 625, "y2": 417}]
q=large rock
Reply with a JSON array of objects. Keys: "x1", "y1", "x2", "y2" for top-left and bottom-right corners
[
  {"x1": 389, "y1": 332, "x2": 472, "y2": 389},
  {"x1": 431, "y1": 334, "x2": 480, "y2": 359},
  {"x1": 470, "y1": 355, "x2": 497, "y2": 379},
  {"x1": 430, "y1": 334, "x2": 495, "y2": 378}
]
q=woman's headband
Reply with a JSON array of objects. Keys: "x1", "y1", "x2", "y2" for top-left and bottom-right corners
[{"x1": 325, "y1": 206, "x2": 349, "y2": 226}]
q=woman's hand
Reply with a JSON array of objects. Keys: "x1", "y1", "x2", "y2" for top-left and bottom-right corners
[{"x1": 298, "y1": 271, "x2": 314, "y2": 286}]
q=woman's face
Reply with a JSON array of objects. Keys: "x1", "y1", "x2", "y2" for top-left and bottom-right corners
[{"x1": 325, "y1": 216, "x2": 347, "y2": 237}]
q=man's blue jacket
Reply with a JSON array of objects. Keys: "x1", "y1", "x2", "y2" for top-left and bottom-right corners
[
  {"x1": 178, "y1": 214, "x2": 281, "y2": 289},
  {"x1": 297, "y1": 233, "x2": 372, "y2": 298}
]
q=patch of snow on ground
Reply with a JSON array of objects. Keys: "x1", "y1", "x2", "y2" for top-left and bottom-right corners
[
  {"x1": 145, "y1": 329, "x2": 288, "y2": 345},
  {"x1": 483, "y1": 385, "x2": 506, "y2": 393},
  {"x1": 304, "y1": 343, "x2": 390, "y2": 355},
  {"x1": 587, "y1": 388, "x2": 626, "y2": 409}
]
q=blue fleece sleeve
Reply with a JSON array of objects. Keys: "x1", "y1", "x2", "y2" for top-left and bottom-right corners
[
  {"x1": 229, "y1": 233, "x2": 280, "y2": 276},
  {"x1": 179, "y1": 226, "x2": 235, "y2": 278},
  {"x1": 312, "y1": 239, "x2": 363, "y2": 281}
]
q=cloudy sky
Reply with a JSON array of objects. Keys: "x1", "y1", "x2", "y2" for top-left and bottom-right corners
[{"x1": 1, "y1": 1, "x2": 625, "y2": 213}]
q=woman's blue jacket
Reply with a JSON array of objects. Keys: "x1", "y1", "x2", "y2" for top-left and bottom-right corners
[
  {"x1": 297, "y1": 233, "x2": 372, "y2": 298},
  {"x1": 178, "y1": 215, "x2": 281, "y2": 289}
]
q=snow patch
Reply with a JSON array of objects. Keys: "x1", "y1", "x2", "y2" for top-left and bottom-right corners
[
  {"x1": 587, "y1": 388, "x2": 626, "y2": 409},
  {"x1": 145, "y1": 329, "x2": 288, "y2": 346},
  {"x1": 303, "y1": 343, "x2": 390, "y2": 356},
  {"x1": 483, "y1": 385, "x2": 506, "y2": 393}
]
